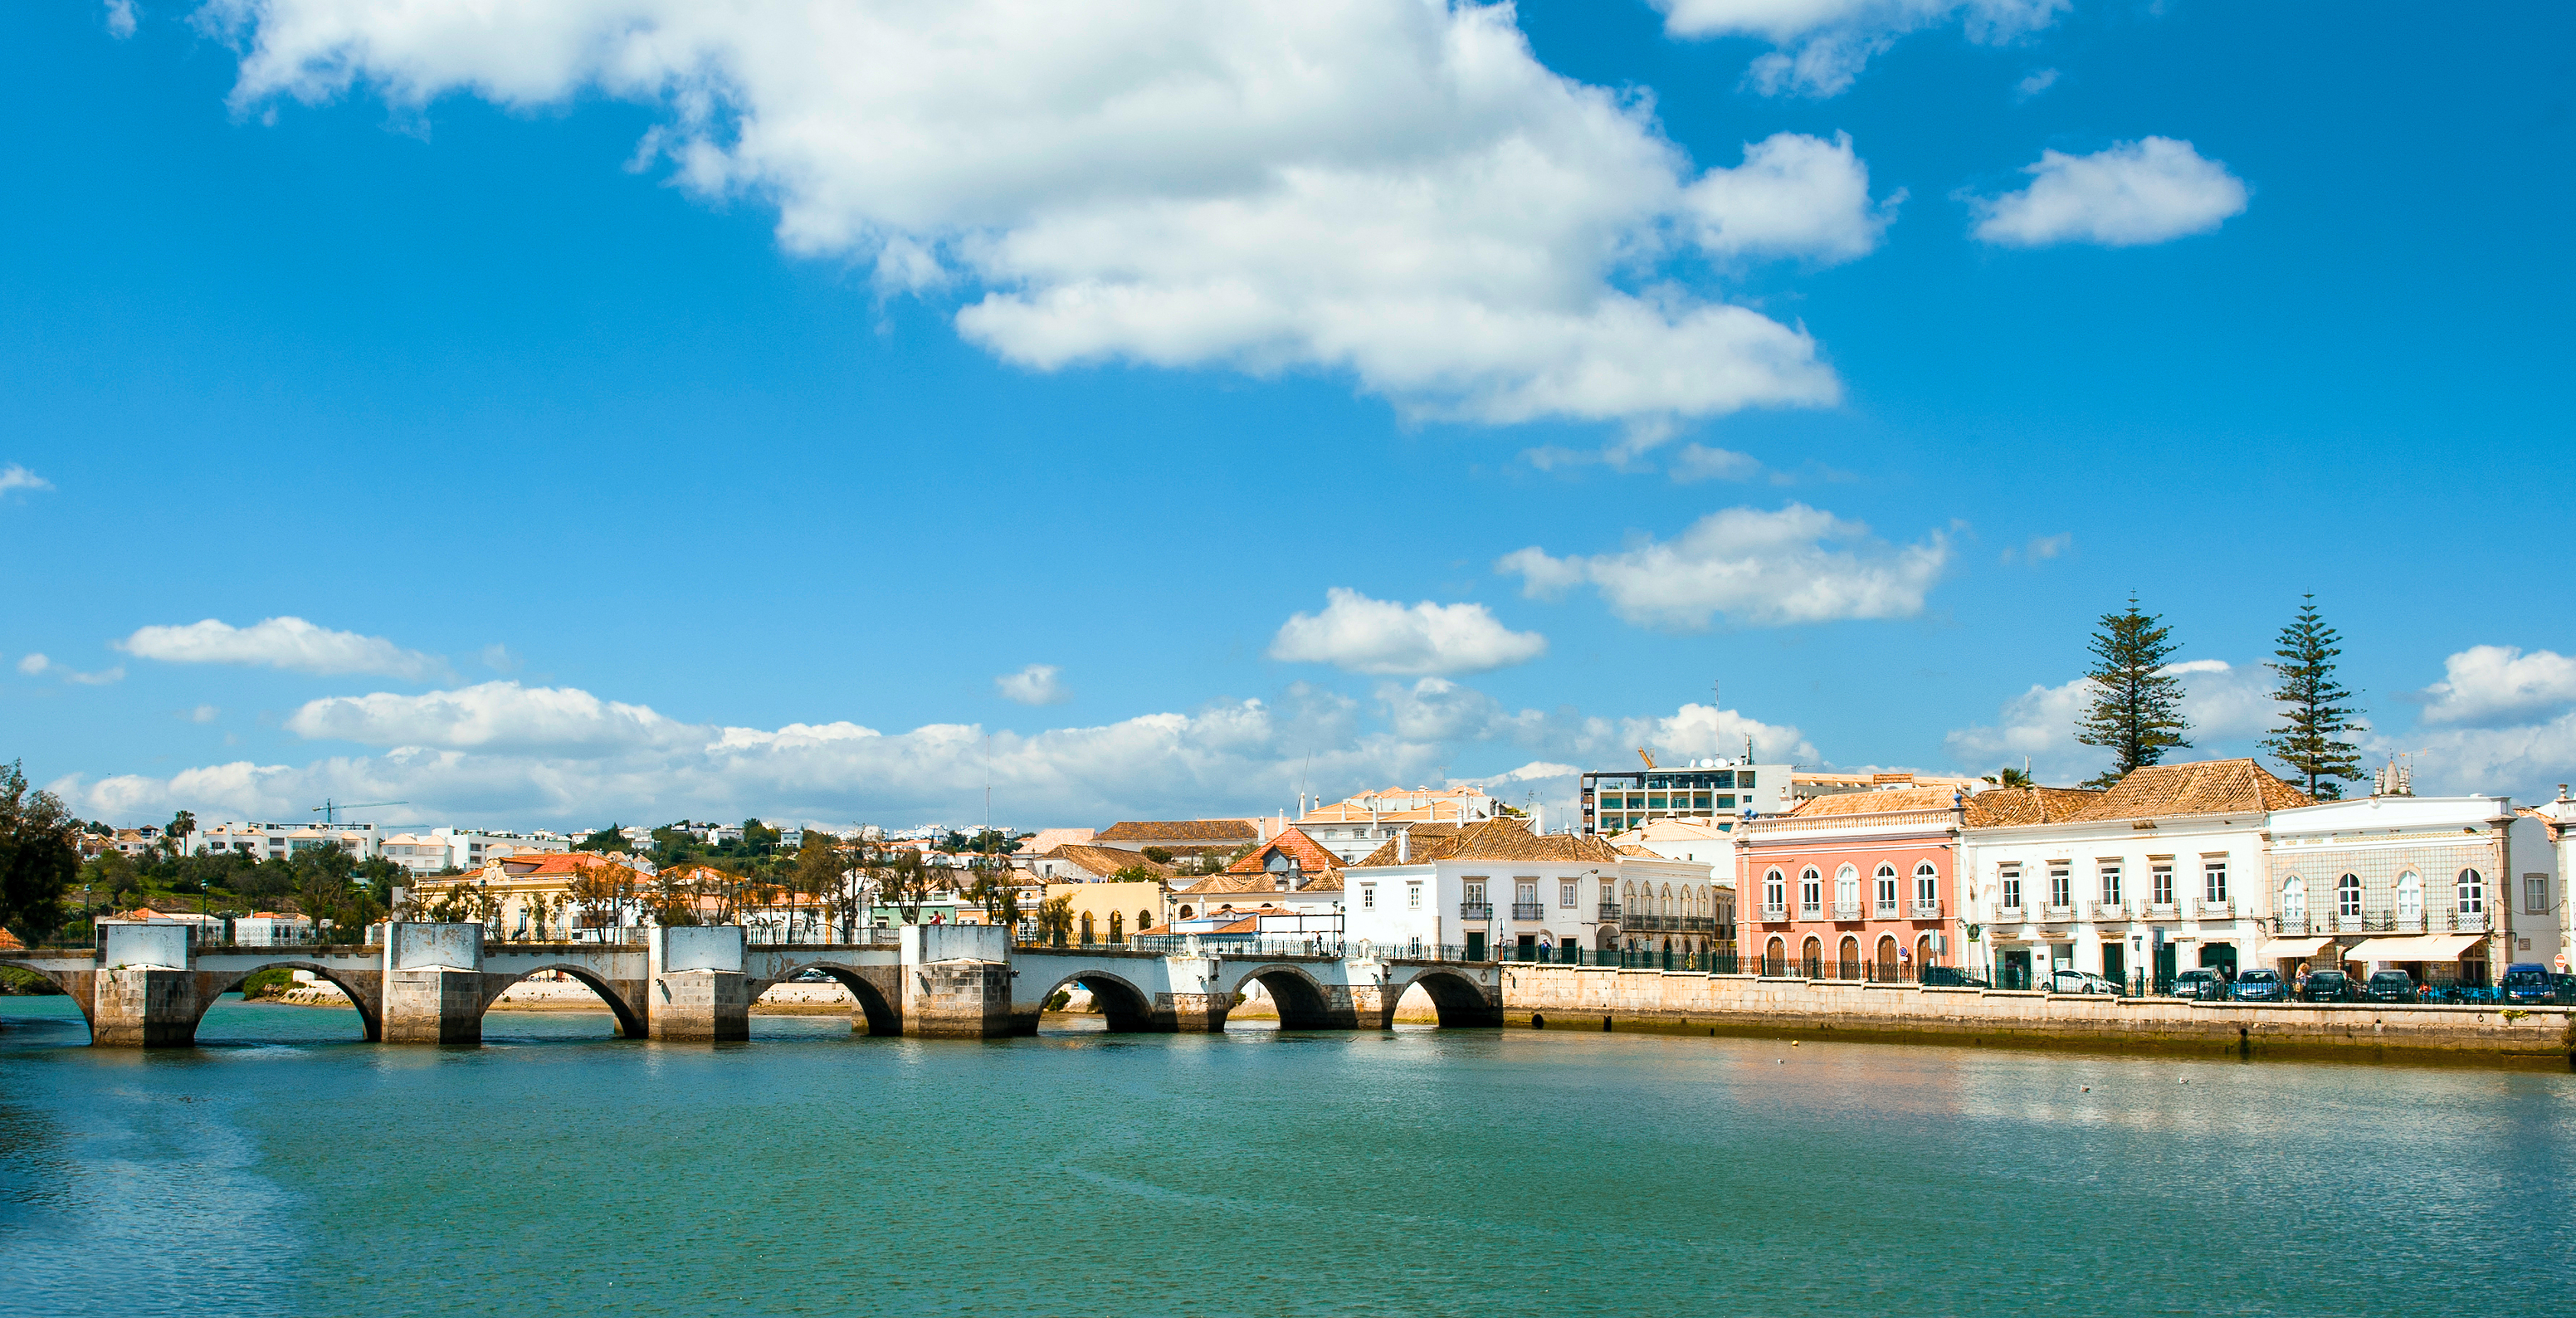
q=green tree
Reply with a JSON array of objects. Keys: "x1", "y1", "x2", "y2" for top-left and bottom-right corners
[
  {"x1": 0, "y1": 761, "x2": 81, "y2": 943},
  {"x1": 575, "y1": 824, "x2": 627, "y2": 853},
  {"x1": 1036, "y1": 894, "x2": 1076, "y2": 947},
  {"x1": 2259, "y1": 594, "x2": 2364, "y2": 799},
  {"x1": 2072, "y1": 597, "x2": 2192, "y2": 789},
  {"x1": 167, "y1": 809, "x2": 197, "y2": 858},
  {"x1": 1983, "y1": 766, "x2": 2036, "y2": 788}
]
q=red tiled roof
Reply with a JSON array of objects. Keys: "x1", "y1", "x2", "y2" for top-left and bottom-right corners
[
  {"x1": 2066, "y1": 759, "x2": 2314, "y2": 821},
  {"x1": 1222, "y1": 827, "x2": 1340, "y2": 876},
  {"x1": 1095, "y1": 819, "x2": 1261, "y2": 842}
]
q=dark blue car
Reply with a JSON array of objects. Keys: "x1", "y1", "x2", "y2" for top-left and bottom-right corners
[
  {"x1": 2500, "y1": 963, "x2": 2557, "y2": 1004},
  {"x1": 2229, "y1": 969, "x2": 2286, "y2": 1002}
]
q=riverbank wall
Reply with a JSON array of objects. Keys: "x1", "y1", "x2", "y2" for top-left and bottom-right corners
[{"x1": 1503, "y1": 967, "x2": 2576, "y2": 1062}]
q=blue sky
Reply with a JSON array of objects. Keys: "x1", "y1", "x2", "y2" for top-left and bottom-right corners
[{"x1": 4, "y1": 0, "x2": 2572, "y2": 831}]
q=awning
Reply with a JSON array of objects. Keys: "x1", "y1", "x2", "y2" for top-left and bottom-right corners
[
  {"x1": 2264, "y1": 937, "x2": 2331, "y2": 958},
  {"x1": 2340, "y1": 934, "x2": 2488, "y2": 962}
]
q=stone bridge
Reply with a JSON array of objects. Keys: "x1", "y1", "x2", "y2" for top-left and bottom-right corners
[{"x1": 2, "y1": 923, "x2": 1499, "y2": 1047}]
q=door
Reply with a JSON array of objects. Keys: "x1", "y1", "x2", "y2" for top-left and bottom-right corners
[
  {"x1": 2101, "y1": 944, "x2": 2126, "y2": 988},
  {"x1": 2001, "y1": 948, "x2": 2032, "y2": 990},
  {"x1": 2153, "y1": 945, "x2": 2178, "y2": 993},
  {"x1": 1465, "y1": 931, "x2": 1487, "y2": 962},
  {"x1": 1516, "y1": 934, "x2": 1538, "y2": 960}
]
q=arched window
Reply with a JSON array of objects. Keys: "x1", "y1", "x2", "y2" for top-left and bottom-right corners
[
  {"x1": 1875, "y1": 864, "x2": 1899, "y2": 913},
  {"x1": 1914, "y1": 862, "x2": 1938, "y2": 911},
  {"x1": 1764, "y1": 868, "x2": 1786, "y2": 912},
  {"x1": 2396, "y1": 871, "x2": 2423, "y2": 923},
  {"x1": 1139, "y1": 909, "x2": 1154, "y2": 933},
  {"x1": 1080, "y1": 912, "x2": 1095, "y2": 945},
  {"x1": 2336, "y1": 873, "x2": 2360, "y2": 918},
  {"x1": 1835, "y1": 865, "x2": 1860, "y2": 915},
  {"x1": 1800, "y1": 867, "x2": 1822, "y2": 915},
  {"x1": 2456, "y1": 869, "x2": 2484, "y2": 915},
  {"x1": 1178, "y1": 905, "x2": 1193, "y2": 920},
  {"x1": 1108, "y1": 910, "x2": 1124, "y2": 941},
  {"x1": 2280, "y1": 876, "x2": 2305, "y2": 924},
  {"x1": 1660, "y1": 884, "x2": 1673, "y2": 918}
]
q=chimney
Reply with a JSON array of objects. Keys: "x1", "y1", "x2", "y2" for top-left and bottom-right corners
[
  {"x1": 1534, "y1": 804, "x2": 1544, "y2": 835},
  {"x1": 1397, "y1": 828, "x2": 1410, "y2": 863}
]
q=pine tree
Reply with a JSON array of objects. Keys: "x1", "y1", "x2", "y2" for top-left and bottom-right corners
[
  {"x1": 2259, "y1": 594, "x2": 2364, "y2": 799},
  {"x1": 2073, "y1": 597, "x2": 2192, "y2": 789}
]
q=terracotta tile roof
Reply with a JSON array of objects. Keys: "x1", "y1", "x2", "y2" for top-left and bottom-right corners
[
  {"x1": 1615, "y1": 844, "x2": 1660, "y2": 857},
  {"x1": 1095, "y1": 819, "x2": 1261, "y2": 842},
  {"x1": 1963, "y1": 787, "x2": 2103, "y2": 827},
  {"x1": 1352, "y1": 818, "x2": 1620, "y2": 866},
  {"x1": 0, "y1": 927, "x2": 22, "y2": 949},
  {"x1": 1036, "y1": 845, "x2": 1174, "y2": 880},
  {"x1": 499, "y1": 852, "x2": 637, "y2": 878},
  {"x1": 1222, "y1": 827, "x2": 1341, "y2": 876},
  {"x1": 1176, "y1": 871, "x2": 1286, "y2": 895},
  {"x1": 2066, "y1": 759, "x2": 2315, "y2": 822},
  {"x1": 1789, "y1": 786, "x2": 1963, "y2": 818}
]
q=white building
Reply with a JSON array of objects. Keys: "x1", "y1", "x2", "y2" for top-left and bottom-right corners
[
  {"x1": 2265, "y1": 792, "x2": 2560, "y2": 984},
  {"x1": 192, "y1": 822, "x2": 383, "y2": 862},
  {"x1": 1961, "y1": 759, "x2": 2308, "y2": 988},
  {"x1": 2534, "y1": 787, "x2": 2576, "y2": 974},
  {"x1": 1297, "y1": 787, "x2": 1505, "y2": 864},
  {"x1": 1340, "y1": 818, "x2": 1716, "y2": 961},
  {"x1": 377, "y1": 827, "x2": 569, "y2": 876}
]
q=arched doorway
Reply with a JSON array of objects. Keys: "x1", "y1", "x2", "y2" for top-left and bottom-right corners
[
  {"x1": 1764, "y1": 935, "x2": 1787, "y2": 975},
  {"x1": 1915, "y1": 934, "x2": 1936, "y2": 970},
  {"x1": 1837, "y1": 935, "x2": 1861, "y2": 980},
  {"x1": 1800, "y1": 936, "x2": 1823, "y2": 979},
  {"x1": 1080, "y1": 912, "x2": 1096, "y2": 945},
  {"x1": 1874, "y1": 935, "x2": 1899, "y2": 980}
]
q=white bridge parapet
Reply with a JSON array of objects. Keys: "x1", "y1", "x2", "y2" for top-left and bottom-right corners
[{"x1": 1, "y1": 925, "x2": 1502, "y2": 1047}]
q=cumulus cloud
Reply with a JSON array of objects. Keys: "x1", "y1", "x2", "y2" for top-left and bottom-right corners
[
  {"x1": 1944, "y1": 660, "x2": 2278, "y2": 782},
  {"x1": 198, "y1": 1, "x2": 1895, "y2": 427},
  {"x1": 1656, "y1": 0, "x2": 2070, "y2": 97},
  {"x1": 2000, "y1": 531, "x2": 2070, "y2": 564},
  {"x1": 2014, "y1": 67, "x2": 2058, "y2": 100},
  {"x1": 14, "y1": 654, "x2": 44, "y2": 676},
  {"x1": 105, "y1": 1, "x2": 139, "y2": 39},
  {"x1": 187, "y1": 705, "x2": 222, "y2": 724},
  {"x1": 14, "y1": 653, "x2": 123, "y2": 685},
  {"x1": 1498, "y1": 503, "x2": 1948, "y2": 630},
  {"x1": 1669, "y1": 443, "x2": 1765, "y2": 484},
  {"x1": 0, "y1": 464, "x2": 51, "y2": 498},
  {"x1": 2418, "y1": 645, "x2": 2576, "y2": 727},
  {"x1": 1271, "y1": 588, "x2": 1547, "y2": 676},
  {"x1": 61, "y1": 672, "x2": 1820, "y2": 831},
  {"x1": 1969, "y1": 137, "x2": 2249, "y2": 247},
  {"x1": 119, "y1": 616, "x2": 447, "y2": 681},
  {"x1": 996, "y1": 663, "x2": 1071, "y2": 706},
  {"x1": 1683, "y1": 131, "x2": 1900, "y2": 262}
]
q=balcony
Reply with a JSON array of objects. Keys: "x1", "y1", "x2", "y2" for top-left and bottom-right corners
[
  {"x1": 1597, "y1": 901, "x2": 1622, "y2": 922},
  {"x1": 1758, "y1": 906, "x2": 1789, "y2": 923},
  {"x1": 2144, "y1": 903, "x2": 2180, "y2": 920},
  {"x1": 1459, "y1": 901, "x2": 1493, "y2": 920},
  {"x1": 1995, "y1": 906, "x2": 2026, "y2": 923},
  {"x1": 1908, "y1": 901, "x2": 1944, "y2": 920},
  {"x1": 2274, "y1": 915, "x2": 2307, "y2": 935},
  {"x1": 1512, "y1": 902, "x2": 1546, "y2": 921},
  {"x1": 2092, "y1": 901, "x2": 2129, "y2": 922},
  {"x1": 2455, "y1": 910, "x2": 2491, "y2": 933},
  {"x1": 1801, "y1": 906, "x2": 1824, "y2": 920},
  {"x1": 2198, "y1": 901, "x2": 2234, "y2": 920},
  {"x1": 1874, "y1": 904, "x2": 1900, "y2": 920},
  {"x1": 2041, "y1": 905, "x2": 2076, "y2": 924},
  {"x1": 1831, "y1": 902, "x2": 1863, "y2": 921},
  {"x1": 1681, "y1": 916, "x2": 1717, "y2": 933}
]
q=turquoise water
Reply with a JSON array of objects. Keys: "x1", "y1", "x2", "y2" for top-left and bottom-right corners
[{"x1": 2, "y1": 996, "x2": 2571, "y2": 1316}]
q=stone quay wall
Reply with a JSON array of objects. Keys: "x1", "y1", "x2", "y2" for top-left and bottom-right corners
[{"x1": 1502, "y1": 967, "x2": 2576, "y2": 1062}]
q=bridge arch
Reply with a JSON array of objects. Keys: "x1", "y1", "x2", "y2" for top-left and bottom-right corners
[
  {"x1": 1388, "y1": 966, "x2": 1500, "y2": 1029},
  {"x1": 0, "y1": 959, "x2": 92, "y2": 1030},
  {"x1": 1225, "y1": 963, "x2": 1341, "y2": 1031},
  {"x1": 476, "y1": 964, "x2": 646, "y2": 1038},
  {"x1": 197, "y1": 960, "x2": 385, "y2": 1041},
  {"x1": 759, "y1": 961, "x2": 899, "y2": 1036},
  {"x1": 1033, "y1": 968, "x2": 1158, "y2": 1032}
]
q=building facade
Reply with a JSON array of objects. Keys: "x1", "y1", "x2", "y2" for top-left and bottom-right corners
[
  {"x1": 1296, "y1": 787, "x2": 1503, "y2": 864},
  {"x1": 1341, "y1": 819, "x2": 1715, "y2": 960},
  {"x1": 1735, "y1": 785, "x2": 2007, "y2": 979},
  {"x1": 2263, "y1": 793, "x2": 2559, "y2": 985}
]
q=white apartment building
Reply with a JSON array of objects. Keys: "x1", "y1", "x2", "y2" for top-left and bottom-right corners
[
  {"x1": 2265, "y1": 793, "x2": 2560, "y2": 984},
  {"x1": 378, "y1": 828, "x2": 570, "y2": 876},
  {"x1": 2535, "y1": 788, "x2": 2576, "y2": 972},
  {"x1": 1295, "y1": 788, "x2": 1507, "y2": 865},
  {"x1": 192, "y1": 823, "x2": 383, "y2": 862},
  {"x1": 1340, "y1": 819, "x2": 1715, "y2": 961},
  {"x1": 1961, "y1": 759, "x2": 2305, "y2": 988}
]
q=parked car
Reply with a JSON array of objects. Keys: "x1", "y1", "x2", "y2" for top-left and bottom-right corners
[
  {"x1": 2500, "y1": 963, "x2": 2557, "y2": 1004},
  {"x1": 2365, "y1": 969, "x2": 2419, "y2": 1003},
  {"x1": 1920, "y1": 967, "x2": 1991, "y2": 988},
  {"x1": 2299, "y1": 969, "x2": 2354, "y2": 1003},
  {"x1": 2173, "y1": 968, "x2": 2227, "y2": 1000},
  {"x1": 2228, "y1": 969, "x2": 2286, "y2": 1002},
  {"x1": 2050, "y1": 968, "x2": 2120, "y2": 995}
]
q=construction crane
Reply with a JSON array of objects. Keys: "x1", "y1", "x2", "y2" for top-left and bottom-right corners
[
  {"x1": 312, "y1": 799, "x2": 407, "y2": 824},
  {"x1": 1635, "y1": 747, "x2": 1657, "y2": 770}
]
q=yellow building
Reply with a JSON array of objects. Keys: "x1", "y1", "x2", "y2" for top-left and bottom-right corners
[{"x1": 1042, "y1": 881, "x2": 1169, "y2": 945}]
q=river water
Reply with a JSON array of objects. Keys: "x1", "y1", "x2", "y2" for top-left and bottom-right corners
[{"x1": 2, "y1": 996, "x2": 2570, "y2": 1316}]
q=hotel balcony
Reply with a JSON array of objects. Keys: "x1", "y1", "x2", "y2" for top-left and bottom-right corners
[
  {"x1": 2092, "y1": 901, "x2": 2129, "y2": 922},
  {"x1": 1908, "y1": 901, "x2": 1944, "y2": 920},
  {"x1": 1460, "y1": 901, "x2": 1493, "y2": 920},
  {"x1": 1512, "y1": 902, "x2": 1546, "y2": 921}
]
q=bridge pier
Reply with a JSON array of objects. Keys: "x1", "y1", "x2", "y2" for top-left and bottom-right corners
[
  {"x1": 649, "y1": 927, "x2": 750, "y2": 1042},
  {"x1": 89, "y1": 925, "x2": 200, "y2": 1047},
  {"x1": 383, "y1": 924, "x2": 490, "y2": 1044},
  {"x1": 900, "y1": 925, "x2": 1015, "y2": 1037}
]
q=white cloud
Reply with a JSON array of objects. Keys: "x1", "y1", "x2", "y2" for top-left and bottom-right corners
[
  {"x1": 2401, "y1": 715, "x2": 2576, "y2": 803},
  {"x1": 1669, "y1": 443, "x2": 1764, "y2": 483},
  {"x1": 1656, "y1": 0, "x2": 2070, "y2": 97},
  {"x1": 1999, "y1": 531, "x2": 2071, "y2": 564},
  {"x1": 12, "y1": 653, "x2": 120, "y2": 685},
  {"x1": 285, "y1": 681, "x2": 696, "y2": 755},
  {"x1": 202, "y1": 0, "x2": 1871, "y2": 427},
  {"x1": 15, "y1": 653, "x2": 46, "y2": 676},
  {"x1": 105, "y1": 0, "x2": 139, "y2": 39},
  {"x1": 996, "y1": 663, "x2": 1071, "y2": 706},
  {"x1": 478, "y1": 643, "x2": 520, "y2": 673},
  {"x1": 2014, "y1": 66, "x2": 2058, "y2": 100},
  {"x1": 1969, "y1": 137, "x2": 2248, "y2": 247},
  {"x1": 119, "y1": 616, "x2": 447, "y2": 681},
  {"x1": 1271, "y1": 588, "x2": 1547, "y2": 676},
  {"x1": 66, "y1": 666, "x2": 126, "y2": 686},
  {"x1": 2419, "y1": 645, "x2": 2576, "y2": 727},
  {"x1": 1681, "y1": 131, "x2": 1900, "y2": 263},
  {"x1": 187, "y1": 705, "x2": 222, "y2": 724},
  {"x1": 1498, "y1": 503, "x2": 1948, "y2": 630},
  {"x1": 0, "y1": 464, "x2": 51, "y2": 497},
  {"x1": 1944, "y1": 659, "x2": 2276, "y2": 782},
  {"x1": 61, "y1": 674, "x2": 1818, "y2": 831}
]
